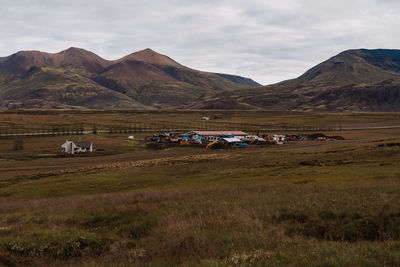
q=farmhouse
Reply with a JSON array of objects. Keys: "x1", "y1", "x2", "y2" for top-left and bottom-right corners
[
  {"x1": 61, "y1": 140, "x2": 93, "y2": 154},
  {"x1": 186, "y1": 131, "x2": 248, "y2": 142}
]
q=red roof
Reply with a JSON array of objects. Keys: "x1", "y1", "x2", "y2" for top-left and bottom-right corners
[{"x1": 190, "y1": 131, "x2": 248, "y2": 136}]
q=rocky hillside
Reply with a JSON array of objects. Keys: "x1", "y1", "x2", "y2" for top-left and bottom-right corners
[
  {"x1": 190, "y1": 49, "x2": 400, "y2": 111},
  {"x1": 0, "y1": 48, "x2": 260, "y2": 109}
]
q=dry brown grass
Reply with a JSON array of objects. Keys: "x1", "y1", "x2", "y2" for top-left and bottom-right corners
[
  {"x1": 2, "y1": 178, "x2": 400, "y2": 265},
  {"x1": 0, "y1": 111, "x2": 399, "y2": 266}
]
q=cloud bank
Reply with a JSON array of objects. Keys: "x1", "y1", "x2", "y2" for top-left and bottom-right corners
[{"x1": 1, "y1": 0, "x2": 399, "y2": 84}]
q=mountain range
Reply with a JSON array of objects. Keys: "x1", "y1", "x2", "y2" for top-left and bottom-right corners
[
  {"x1": 191, "y1": 49, "x2": 400, "y2": 111},
  {"x1": 1, "y1": 48, "x2": 400, "y2": 111},
  {"x1": 0, "y1": 47, "x2": 260, "y2": 109}
]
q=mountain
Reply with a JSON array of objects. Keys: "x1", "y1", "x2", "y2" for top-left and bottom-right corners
[
  {"x1": 0, "y1": 48, "x2": 260, "y2": 109},
  {"x1": 118, "y1": 48, "x2": 182, "y2": 67},
  {"x1": 190, "y1": 49, "x2": 400, "y2": 111},
  {"x1": 0, "y1": 48, "x2": 109, "y2": 77},
  {"x1": 289, "y1": 49, "x2": 400, "y2": 86},
  {"x1": 215, "y1": 73, "x2": 262, "y2": 87}
]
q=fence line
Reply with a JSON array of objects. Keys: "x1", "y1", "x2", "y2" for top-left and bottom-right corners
[{"x1": 2, "y1": 124, "x2": 397, "y2": 138}]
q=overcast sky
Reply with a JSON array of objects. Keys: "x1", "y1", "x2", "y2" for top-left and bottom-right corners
[{"x1": 1, "y1": 0, "x2": 399, "y2": 84}]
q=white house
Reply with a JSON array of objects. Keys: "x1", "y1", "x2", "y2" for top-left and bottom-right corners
[{"x1": 61, "y1": 140, "x2": 93, "y2": 154}]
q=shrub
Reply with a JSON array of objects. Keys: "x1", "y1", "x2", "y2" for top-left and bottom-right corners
[{"x1": 12, "y1": 137, "x2": 23, "y2": 151}]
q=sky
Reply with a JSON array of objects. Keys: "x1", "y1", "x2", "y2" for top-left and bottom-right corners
[{"x1": 1, "y1": 0, "x2": 399, "y2": 85}]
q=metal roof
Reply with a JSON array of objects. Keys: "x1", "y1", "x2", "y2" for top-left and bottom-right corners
[
  {"x1": 222, "y1": 137, "x2": 242, "y2": 143},
  {"x1": 73, "y1": 141, "x2": 92, "y2": 149}
]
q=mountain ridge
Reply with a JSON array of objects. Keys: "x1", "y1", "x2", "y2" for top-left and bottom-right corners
[
  {"x1": 0, "y1": 47, "x2": 260, "y2": 109},
  {"x1": 2, "y1": 48, "x2": 399, "y2": 111},
  {"x1": 118, "y1": 48, "x2": 183, "y2": 67},
  {"x1": 189, "y1": 49, "x2": 400, "y2": 111}
]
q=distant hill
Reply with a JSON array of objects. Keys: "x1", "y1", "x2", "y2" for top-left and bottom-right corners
[
  {"x1": 215, "y1": 73, "x2": 262, "y2": 87},
  {"x1": 190, "y1": 49, "x2": 400, "y2": 111},
  {"x1": 289, "y1": 49, "x2": 400, "y2": 86},
  {"x1": 0, "y1": 48, "x2": 260, "y2": 109}
]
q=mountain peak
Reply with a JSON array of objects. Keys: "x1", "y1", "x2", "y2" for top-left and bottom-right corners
[
  {"x1": 0, "y1": 50, "x2": 51, "y2": 75},
  {"x1": 136, "y1": 48, "x2": 159, "y2": 54},
  {"x1": 10, "y1": 50, "x2": 51, "y2": 60},
  {"x1": 64, "y1": 46, "x2": 82, "y2": 51},
  {"x1": 292, "y1": 48, "x2": 400, "y2": 87},
  {"x1": 54, "y1": 47, "x2": 110, "y2": 73},
  {"x1": 120, "y1": 48, "x2": 182, "y2": 67},
  {"x1": 15, "y1": 50, "x2": 43, "y2": 55},
  {"x1": 142, "y1": 48, "x2": 156, "y2": 52},
  {"x1": 60, "y1": 47, "x2": 93, "y2": 55}
]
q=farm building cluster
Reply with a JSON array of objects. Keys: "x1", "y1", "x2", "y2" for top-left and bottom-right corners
[
  {"x1": 60, "y1": 132, "x2": 344, "y2": 155},
  {"x1": 145, "y1": 131, "x2": 342, "y2": 149}
]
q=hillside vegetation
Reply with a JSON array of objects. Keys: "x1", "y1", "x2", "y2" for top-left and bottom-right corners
[
  {"x1": 191, "y1": 49, "x2": 400, "y2": 111},
  {"x1": 4, "y1": 48, "x2": 400, "y2": 111},
  {"x1": 0, "y1": 48, "x2": 259, "y2": 109}
]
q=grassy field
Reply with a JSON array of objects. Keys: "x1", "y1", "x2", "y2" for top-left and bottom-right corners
[
  {"x1": 0, "y1": 110, "x2": 399, "y2": 266},
  {"x1": 1, "y1": 110, "x2": 399, "y2": 134}
]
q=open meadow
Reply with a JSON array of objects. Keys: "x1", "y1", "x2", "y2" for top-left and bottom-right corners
[{"x1": 0, "y1": 110, "x2": 399, "y2": 266}]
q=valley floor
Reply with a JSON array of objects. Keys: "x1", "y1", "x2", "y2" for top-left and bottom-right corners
[{"x1": 0, "y1": 111, "x2": 399, "y2": 266}]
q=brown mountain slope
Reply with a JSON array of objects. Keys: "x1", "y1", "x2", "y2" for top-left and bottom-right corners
[
  {"x1": 107, "y1": 48, "x2": 252, "y2": 91},
  {"x1": 0, "y1": 51, "x2": 53, "y2": 78},
  {"x1": 118, "y1": 48, "x2": 182, "y2": 67},
  {"x1": 98, "y1": 57, "x2": 252, "y2": 107},
  {"x1": 0, "y1": 48, "x2": 260, "y2": 109},
  {"x1": 100, "y1": 60, "x2": 176, "y2": 91},
  {"x1": 0, "y1": 48, "x2": 110, "y2": 78},
  {"x1": 99, "y1": 48, "x2": 256, "y2": 107},
  {"x1": 190, "y1": 49, "x2": 400, "y2": 111},
  {"x1": 284, "y1": 49, "x2": 400, "y2": 87},
  {"x1": 52, "y1": 47, "x2": 110, "y2": 73},
  {"x1": 0, "y1": 66, "x2": 148, "y2": 109}
]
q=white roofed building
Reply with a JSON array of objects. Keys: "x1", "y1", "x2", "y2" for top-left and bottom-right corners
[
  {"x1": 221, "y1": 137, "x2": 242, "y2": 143},
  {"x1": 186, "y1": 131, "x2": 248, "y2": 142},
  {"x1": 61, "y1": 140, "x2": 93, "y2": 154}
]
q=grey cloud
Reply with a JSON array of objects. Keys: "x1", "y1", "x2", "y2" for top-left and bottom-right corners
[{"x1": 0, "y1": 0, "x2": 399, "y2": 84}]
